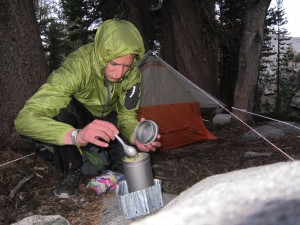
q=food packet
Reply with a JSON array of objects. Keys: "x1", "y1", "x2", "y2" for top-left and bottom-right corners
[{"x1": 86, "y1": 170, "x2": 124, "y2": 196}]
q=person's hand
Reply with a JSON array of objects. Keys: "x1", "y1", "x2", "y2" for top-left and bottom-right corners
[
  {"x1": 135, "y1": 134, "x2": 161, "y2": 152},
  {"x1": 76, "y1": 119, "x2": 119, "y2": 147}
]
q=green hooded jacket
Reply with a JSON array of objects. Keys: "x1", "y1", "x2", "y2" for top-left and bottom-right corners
[{"x1": 14, "y1": 19, "x2": 145, "y2": 145}]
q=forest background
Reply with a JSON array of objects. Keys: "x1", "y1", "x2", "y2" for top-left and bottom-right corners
[{"x1": 1, "y1": 0, "x2": 300, "y2": 151}]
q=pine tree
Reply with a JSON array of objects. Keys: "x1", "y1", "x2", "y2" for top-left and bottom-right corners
[
  {"x1": 258, "y1": 5, "x2": 277, "y2": 113},
  {"x1": 45, "y1": 19, "x2": 72, "y2": 71},
  {"x1": 273, "y1": 0, "x2": 291, "y2": 114},
  {"x1": 258, "y1": 0, "x2": 292, "y2": 115},
  {"x1": 60, "y1": 0, "x2": 126, "y2": 46},
  {"x1": 34, "y1": 0, "x2": 71, "y2": 71},
  {"x1": 260, "y1": 6, "x2": 277, "y2": 74}
]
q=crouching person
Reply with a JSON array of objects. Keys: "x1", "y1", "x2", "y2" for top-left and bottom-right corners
[{"x1": 14, "y1": 20, "x2": 161, "y2": 198}]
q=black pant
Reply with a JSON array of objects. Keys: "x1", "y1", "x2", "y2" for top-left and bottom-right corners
[{"x1": 52, "y1": 98, "x2": 126, "y2": 173}]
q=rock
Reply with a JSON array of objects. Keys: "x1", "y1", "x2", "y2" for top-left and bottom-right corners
[
  {"x1": 267, "y1": 121, "x2": 300, "y2": 134},
  {"x1": 244, "y1": 151, "x2": 273, "y2": 157},
  {"x1": 290, "y1": 91, "x2": 300, "y2": 108},
  {"x1": 11, "y1": 215, "x2": 70, "y2": 225},
  {"x1": 237, "y1": 125, "x2": 285, "y2": 142},
  {"x1": 132, "y1": 161, "x2": 300, "y2": 225},
  {"x1": 212, "y1": 114, "x2": 232, "y2": 125}
]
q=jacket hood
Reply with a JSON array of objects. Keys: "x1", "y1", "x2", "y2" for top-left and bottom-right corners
[{"x1": 92, "y1": 19, "x2": 145, "y2": 78}]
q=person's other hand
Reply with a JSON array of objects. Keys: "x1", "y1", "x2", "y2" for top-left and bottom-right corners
[
  {"x1": 135, "y1": 134, "x2": 161, "y2": 152},
  {"x1": 135, "y1": 117, "x2": 161, "y2": 152},
  {"x1": 76, "y1": 119, "x2": 119, "y2": 147}
]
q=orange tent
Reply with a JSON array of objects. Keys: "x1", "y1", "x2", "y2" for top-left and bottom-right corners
[{"x1": 137, "y1": 51, "x2": 224, "y2": 151}]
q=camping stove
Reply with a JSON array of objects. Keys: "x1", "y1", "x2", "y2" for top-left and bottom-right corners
[
  {"x1": 115, "y1": 152, "x2": 163, "y2": 219},
  {"x1": 115, "y1": 179, "x2": 163, "y2": 219}
]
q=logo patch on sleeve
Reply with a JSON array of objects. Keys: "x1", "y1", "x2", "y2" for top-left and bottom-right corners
[{"x1": 125, "y1": 83, "x2": 140, "y2": 110}]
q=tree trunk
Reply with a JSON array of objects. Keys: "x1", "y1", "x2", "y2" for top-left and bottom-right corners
[
  {"x1": 161, "y1": 0, "x2": 176, "y2": 68},
  {"x1": 0, "y1": 0, "x2": 49, "y2": 150},
  {"x1": 218, "y1": 0, "x2": 246, "y2": 108},
  {"x1": 125, "y1": 0, "x2": 150, "y2": 51},
  {"x1": 233, "y1": 0, "x2": 271, "y2": 123},
  {"x1": 171, "y1": 0, "x2": 219, "y2": 97}
]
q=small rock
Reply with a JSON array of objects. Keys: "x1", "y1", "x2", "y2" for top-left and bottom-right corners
[
  {"x1": 244, "y1": 151, "x2": 273, "y2": 157},
  {"x1": 212, "y1": 114, "x2": 232, "y2": 125}
]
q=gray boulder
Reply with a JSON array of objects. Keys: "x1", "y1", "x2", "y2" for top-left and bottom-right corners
[
  {"x1": 132, "y1": 161, "x2": 300, "y2": 225},
  {"x1": 11, "y1": 215, "x2": 69, "y2": 225},
  {"x1": 237, "y1": 125, "x2": 285, "y2": 142},
  {"x1": 267, "y1": 121, "x2": 300, "y2": 134}
]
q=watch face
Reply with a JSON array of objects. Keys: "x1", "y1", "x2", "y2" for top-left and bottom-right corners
[
  {"x1": 71, "y1": 130, "x2": 79, "y2": 146},
  {"x1": 72, "y1": 130, "x2": 77, "y2": 138}
]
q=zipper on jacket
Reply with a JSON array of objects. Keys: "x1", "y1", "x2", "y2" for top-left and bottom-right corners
[{"x1": 100, "y1": 79, "x2": 111, "y2": 117}]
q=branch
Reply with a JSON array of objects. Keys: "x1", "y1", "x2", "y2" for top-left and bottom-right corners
[{"x1": 10, "y1": 174, "x2": 34, "y2": 198}]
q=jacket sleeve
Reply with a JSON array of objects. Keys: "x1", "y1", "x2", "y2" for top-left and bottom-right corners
[
  {"x1": 14, "y1": 58, "x2": 86, "y2": 145},
  {"x1": 116, "y1": 69, "x2": 141, "y2": 144}
]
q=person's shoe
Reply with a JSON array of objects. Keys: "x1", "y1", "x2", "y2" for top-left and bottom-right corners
[{"x1": 53, "y1": 169, "x2": 81, "y2": 198}]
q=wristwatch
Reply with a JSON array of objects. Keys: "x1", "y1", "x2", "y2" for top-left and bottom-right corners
[{"x1": 71, "y1": 129, "x2": 81, "y2": 146}]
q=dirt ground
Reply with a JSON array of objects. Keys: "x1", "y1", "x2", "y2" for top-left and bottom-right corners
[{"x1": 1, "y1": 122, "x2": 299, "y2": 225}]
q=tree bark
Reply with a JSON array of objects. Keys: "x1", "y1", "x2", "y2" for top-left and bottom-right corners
[
  {"x1": 124, "y1": 0, "x2": 150, "y2": 51},
  {"x1": 0, "y1": 0, "x2": 49, "y2": 150},
  {"x1": 161, "y1": 0, "x2": 176, "y2": 68},
  {"x1": 171, "y1": 0, "x2": 219, "y2": 97},
  {"x1": 233, "y1": 0, "x2": 271, "y2": 123}
]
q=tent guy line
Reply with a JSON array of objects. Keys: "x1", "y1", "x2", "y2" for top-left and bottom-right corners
[
  {"x1": 220, "y1": 107, "x2": 294, "y2": 161},
  {"x1": 0, "y1": 152, "x2": 36, "y2": 168},
  {"x1": 226, "y1": 107, "x2": 295, "y2": 161},
  {"x1": 232, "y1": 107, "x2": 300, "y2": 131},
  {"x1": 0, "y1": 147, "x2": 49, "y2": 168},
  {"x1": 224, "y1": 108, "x2": 295, "y2": 161}
]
